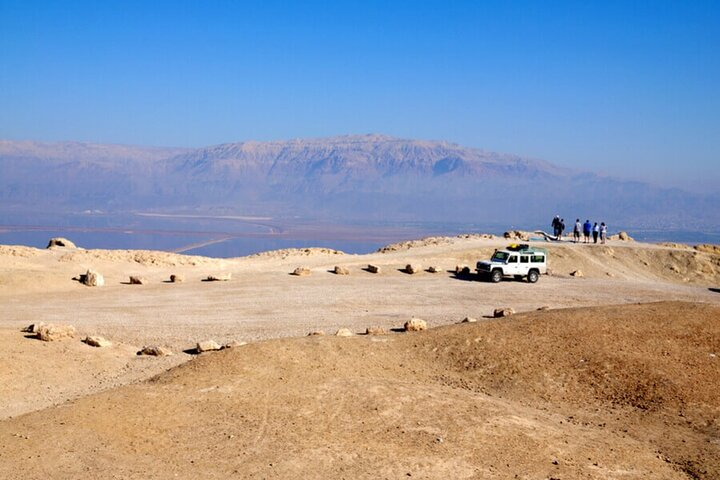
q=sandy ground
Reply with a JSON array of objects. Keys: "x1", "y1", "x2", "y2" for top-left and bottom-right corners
[{"x1": 0, "y1": 236, "x2": 719, "y2": 478}]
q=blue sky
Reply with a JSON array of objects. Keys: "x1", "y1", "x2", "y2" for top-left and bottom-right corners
[{"x1": 1, "y1": 1, "x2": 719, "y2": 190}]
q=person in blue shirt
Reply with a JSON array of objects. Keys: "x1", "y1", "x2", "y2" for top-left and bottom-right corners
[{"x1": 583, "y1": 220, "x2": 592, "y2": 244}]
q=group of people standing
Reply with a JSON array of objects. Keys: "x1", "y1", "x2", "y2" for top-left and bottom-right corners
[{"x1": 552, "y1": 216, "x2": 607, "y2": 244}]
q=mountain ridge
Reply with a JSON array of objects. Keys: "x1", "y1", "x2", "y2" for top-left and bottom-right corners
[{"x1": 0, "y1": 135, "x2": 717, "y2": 228}]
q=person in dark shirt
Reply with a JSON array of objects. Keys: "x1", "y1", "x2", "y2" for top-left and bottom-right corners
[{"x1": 583, "y1": 220, "x2": 592, "y2": 244}]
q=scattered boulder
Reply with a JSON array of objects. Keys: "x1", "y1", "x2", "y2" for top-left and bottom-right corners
[
  {"x1": 365, "y1": 326, "x2": 387, "y2": 335},
  {"x1": 196, "y1": 340, "x2": 222, "y2": 353},
  {"x1": 609, "y1": 231, "x2": 634, "y2": 241},
  {"x1": 206, "y1": 273, "x2": 232, "y2": 281},
  {"x1": 21, "y1": 322, "x2": 46, "y2": 334},
  {"x1": 570, "y1": 270, "x2": 584, "y2": 277},
  {"x1": 455, "y1": 265, "x2": 471, "y2": 275},
  {"x1": 367, "y1": 264, "x2": 381, "y2": 274},
  {"x1": 461, "y1": 317, "x2": 478, "y2": 323},
  {"x1": 83, "y1": 336, "x2": 112, "y2": 348},
  {"x1": 537, "y1": 306, "x2": 550, "y2": 311},
  {"x1": 493, "y1": 308, "x2": 515, "y2": 318},
  {"x1": 404, "y1": 318, "x2": 427, "y2": 332},
  {"x1": 427, "y1": 266, "x2": 441, "y2": 273},
  {"x1": 405, "y1": 264, "x2": 422, "y2": 274},
  {"x1": 36, "y1": 324, "x2": 76, "y2": 342},
  {"x1": 81, "y1": 269, "x2": 104, "y2": 287},
  {"x1": 335, "y1": 328, "x2": 354, "y2": 337},
  {"x1": 170, "y1": 274, "x2": 184, "y2": 283},
  {"x1": 292, "y1": 267, "x2": 311, "y2": 276},
  {"x1": 307, "y1": 331, "x2": 325, "y2": 336},
  {"x1": 504, "y1": 230, "x2": 531, "y2": 241},
  {"x1": 47, "y1": 237, "x2": 76, "y2": 249},
  {"x1": 137, "y1": 345, "x2": 172, "y2": 356},
  {"x1": 223, "y1": 340, "x2": 247, "y2": 349},
  {"x1": 129, "y1": 276, "x2": 148, "y2": 285},
  {"x1": 333, "y1": 265, "x2": 350, "y2": 275}
]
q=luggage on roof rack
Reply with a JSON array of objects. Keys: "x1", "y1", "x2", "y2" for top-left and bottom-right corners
[{"x1": 507, "y1": 243, "x2": 530, "y2": 251}]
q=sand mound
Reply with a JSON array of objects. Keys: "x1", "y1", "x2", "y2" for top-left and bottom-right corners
[
  {"x1": 1, "y1": 302, "x2": 717, "y2": 479},
  {"x1": 377, "y1": 236, "x2": 455, "y2": 252}
]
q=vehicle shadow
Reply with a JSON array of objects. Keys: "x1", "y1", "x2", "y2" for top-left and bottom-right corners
[{"x1": 449, "y1": 270, "x2": 480, "y2": 282}]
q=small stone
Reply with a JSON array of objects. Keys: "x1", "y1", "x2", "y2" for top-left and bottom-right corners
[
  {"x1": 83, "y1": 336, "x2": 112, "y2": 348},
  {"x1": 493, "y1": 308, "x2": 515, "y2": 318},
  {"x1": 170, "y1": 274, "x2": 184, "y2": 283},
  {"x1": 427, "y1": 266, "x2": 441, "y2": 273},
  {"x1": 461, "y1": 317, "x2": 478, "y2": 323},
  {"x1": 404, "y1": 318, "x2": 427, "y2": 332},
  {"x1": 292, "y1": 267, "x2": 311, "y2": 276},
  {"x1": 222, "y1": 340, "x2": 247, "y2": 349},
  {"x1": 335, "y1": 328, "x2": 354, "y2": 337},
  {"x1": 138, "y1": 345, "x2": 172, "y2": 356},
  {"x1": 307, "y1": 331, "x2": 325, "y2": 336},
  {"x1": 405, "y1": 264, "x2": 421, "y2": 274},
  {"x1": 537, "y1": 306, "x2": 550, "y2": 311},
  {"x1": 333, "y1": 266, "x2": 350, "y2": 275},
  {"x1": 367, "y1": 264, "x2": 381, "y2": 274},
  {"x1": 570, "y1": 270, "x2": 584, "y2": 277},
  {"x1": 129, "y1": 276, "x2": 147, "y2": 285},
  {"x1": 365, "y1": 326, "x2": 387, "y2": 335},
  {"x1": 196, "y1": 340, "x2": 222, "y2": 353},
  {"x1": 36, "y1": 324, "x2": 76, "y2": 342},
  {"x1": 206, "y1": 273, "x2": 232, "y2": 281}
]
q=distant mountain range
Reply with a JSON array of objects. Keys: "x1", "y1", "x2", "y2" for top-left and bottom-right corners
[{"x1": 1, "y1": 135, "x2": 717, "y2": 229}]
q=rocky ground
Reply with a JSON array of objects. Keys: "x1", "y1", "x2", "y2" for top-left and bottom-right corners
[{"x1": 0, "y1": 235, "x2": 718, "y2": 479}]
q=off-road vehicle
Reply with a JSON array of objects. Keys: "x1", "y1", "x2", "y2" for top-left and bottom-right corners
[{"x1": 476, "y1": 244, "x2": 547, "y2": 283}]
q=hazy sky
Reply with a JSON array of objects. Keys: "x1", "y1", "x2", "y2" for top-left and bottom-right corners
[{"x1": 1, "y1": 1, "x2": 719, "y2": 190}]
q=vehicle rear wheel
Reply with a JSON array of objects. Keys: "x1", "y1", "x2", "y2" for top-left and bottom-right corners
[
  {"x1": 527, "y1": 270, "x2": 539, "y2": 283},
  {"x1": 490, "y1": 269, "x2": 503, "y2": 283}
]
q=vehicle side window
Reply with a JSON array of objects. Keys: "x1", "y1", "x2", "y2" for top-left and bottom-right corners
[
  {"x1": 531, "y1": 255, "x2": 545, "y2": 263},
  {"x1": 520, "y1": 256, "x2": 529, "y2": 263},
  {"x1": 508, "y1": 255, "x2": 518, "y2": 263}
]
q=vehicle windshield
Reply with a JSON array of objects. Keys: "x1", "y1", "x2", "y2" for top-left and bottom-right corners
[{"x1": 491, "y1": 251, "x2": 509, "y2": 262}]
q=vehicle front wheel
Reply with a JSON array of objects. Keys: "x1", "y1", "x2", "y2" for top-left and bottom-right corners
[
  {"x1": 490, "y1": 269, "x2": 503, "y2": 283},
  {"x1": 527, "y1": 270, "x2": 539, "y2": 283}
]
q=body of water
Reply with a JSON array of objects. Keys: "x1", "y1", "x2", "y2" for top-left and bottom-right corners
[{"x1": 1, "y1": 212, "x2": 717, "y2": 258}]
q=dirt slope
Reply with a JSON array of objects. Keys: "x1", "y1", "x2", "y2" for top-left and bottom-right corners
[{"x1": 1, "y1": 302, "x2": 718, "y2": 479}]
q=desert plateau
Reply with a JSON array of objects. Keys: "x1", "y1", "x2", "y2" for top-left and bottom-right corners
[{"x1": 0, "y1": 234, "x2": 718, "y2": 479}]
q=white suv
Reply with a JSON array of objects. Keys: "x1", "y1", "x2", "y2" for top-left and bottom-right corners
[{"x1": 476, "y1": 244, "x2": 547, "y2": 283}]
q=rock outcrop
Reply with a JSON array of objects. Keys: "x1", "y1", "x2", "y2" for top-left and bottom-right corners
[{"x1": 47, "y1": 237, "x2": 77, "y2": 249}]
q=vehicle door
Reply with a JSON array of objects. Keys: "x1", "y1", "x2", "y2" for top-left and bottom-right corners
[
  {"x1": 506, "y1": 254, "x2": 520, "y2": 274},
  {"x1": 519, "y1": 255, "x2": 530, "y2": 274}
]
